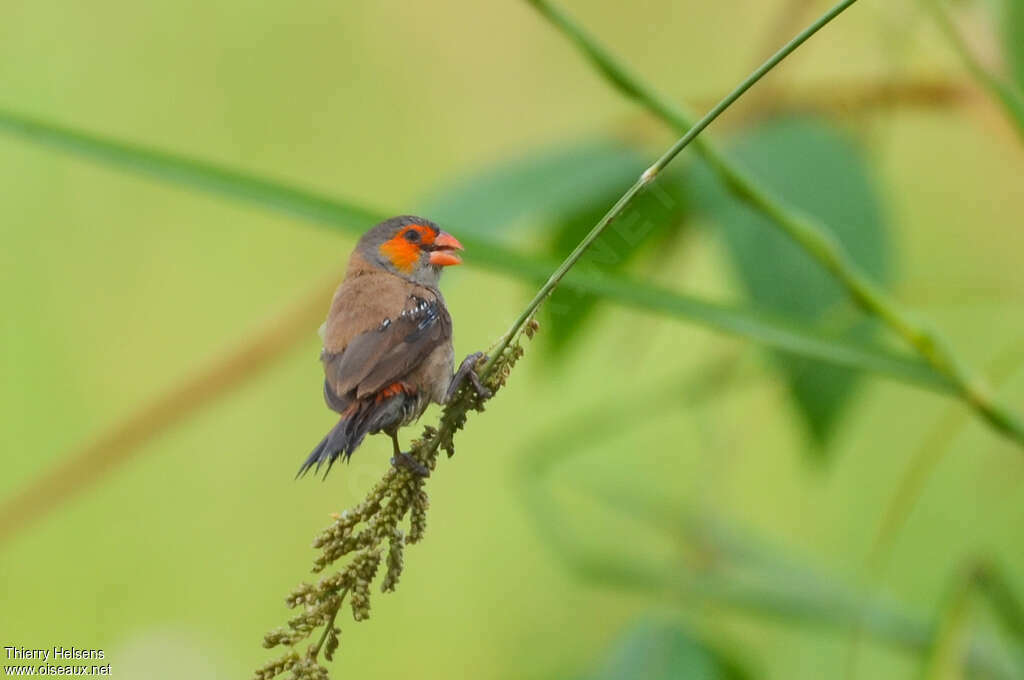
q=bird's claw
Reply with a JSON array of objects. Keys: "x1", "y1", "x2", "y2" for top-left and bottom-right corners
[
  {"x1": 446, "y1": 351, "x2": 492, "y2": 403},
  {"x1": 391, "y1": 452, "x2": 430, "y2": 478},
  {"x1": 465, "y1": 358, "x2": 492, "y2": 400}
]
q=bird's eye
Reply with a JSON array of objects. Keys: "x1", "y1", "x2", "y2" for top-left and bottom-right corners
[{"x1": 403, "y1": 229, "x2": 420, "y2": 243}]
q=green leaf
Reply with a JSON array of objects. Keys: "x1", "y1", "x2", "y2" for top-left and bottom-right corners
[
  {"x1": 427, "y1": 137, "x2": 691, "y2": 352},
  {"x1": 552, "y1": 265, "x2": 950, "y2": 392},
  {"x1": 423, "y1": 139, "x2": 648, "y2": 240},
  {"x1": 690, "y1": 117, "x2": 892, "y2": 447},
  {"x1": 543, "y1": 204, "x2": 622, "y2": 354},
  {"x1": 425, "y1": 137, "x2": 688, "y2": 353},
  {"x1": 0, "y1": 108, "x2": 383, "y2": 233},
  {"x1": 543, "y1": 175, "x2": 685, "y2": 354},
  {"x1": 0, "y1": 108, "x2": 951, "y2": 393},
  {"x1": 586, "y1": 620, "x2": 749, "y2": 680},
  {"x1": 1005, "y1": 0, "x2": 1024, "y2": 92}
]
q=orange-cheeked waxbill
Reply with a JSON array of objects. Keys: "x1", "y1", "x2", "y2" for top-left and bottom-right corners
[{"x1": 299, "y1": 216, "x2": 489, "y2": 478}]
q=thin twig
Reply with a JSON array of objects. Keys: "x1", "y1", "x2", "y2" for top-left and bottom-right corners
[
  {"x1": 844, "y1": 338, "x2": 1024, "y2": 679},
  {"x1": 258, "y1": 4, "x2": 878, "y2": 676},
  {"x1": 0, "y1": 111, "x2": 956, "y2": 389},
  {"x1": 918, "y1": 560, "x2": 1024, "y2": 678},
  {"x1": 524, "y1": 0, "x2": 1024, "y2": 449},
  {"x1": 513, "y1": 375, "x2": 1022, "y2": 680},
  {"x1": 309, "y1": 597, "x2": 342, "y2": 661},
  {"x1": 485, "y1": 0, "x2": 864, "y2": 375}
]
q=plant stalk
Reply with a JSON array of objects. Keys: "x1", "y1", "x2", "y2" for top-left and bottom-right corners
[
  {"x1": 525, "y1": 0, "x2": 1024, "y2": 448},
  {"x1": 485, "y1": 0, "x2": 863, "y2": 376}
]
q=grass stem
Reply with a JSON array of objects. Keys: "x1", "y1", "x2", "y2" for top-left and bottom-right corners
[{"x1": 525, "y1": 0, "x2": 1024, "y2": 449}]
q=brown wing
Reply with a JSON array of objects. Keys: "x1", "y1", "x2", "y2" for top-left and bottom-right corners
[{"x1": 324, "y1": 295, "x2": 452, "y2": 401}]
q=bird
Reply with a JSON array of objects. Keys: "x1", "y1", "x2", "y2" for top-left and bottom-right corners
[{"x1": 298, "y1": 215, "x2": 490, "y2": 479}]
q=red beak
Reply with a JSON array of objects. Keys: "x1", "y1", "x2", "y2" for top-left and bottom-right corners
[{"x1": 429, "y1": 230, "x2": 463, "y2": 267}]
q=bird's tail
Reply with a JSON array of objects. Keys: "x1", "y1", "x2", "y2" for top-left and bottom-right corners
[
  {"x1": 297, "y1": 412, "x2": 366, "y2": 479},
  {"x1": 297, "y1": 396, "x2": 398, "y2": 478},
  {"x1": 298, "y1": 386, "x2": 417, "y2": 479}
]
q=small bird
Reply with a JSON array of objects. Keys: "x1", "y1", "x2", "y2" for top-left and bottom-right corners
[{"x1": 299, "y1": 215, "x2": 490, "y2": 478}]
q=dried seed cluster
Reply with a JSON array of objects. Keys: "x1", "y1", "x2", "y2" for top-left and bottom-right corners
[{"x1": 254, "y1": 335, "x2": 533, "y2": 680}]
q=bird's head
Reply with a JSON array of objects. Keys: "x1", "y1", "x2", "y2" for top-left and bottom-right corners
[{"x1": 358, "y1": 215, "x2": 463, "y2": 286}]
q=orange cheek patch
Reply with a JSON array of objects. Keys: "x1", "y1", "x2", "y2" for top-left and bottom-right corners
[{"x1": 379, "y1": 237, "x2": 419, "y2": 273}]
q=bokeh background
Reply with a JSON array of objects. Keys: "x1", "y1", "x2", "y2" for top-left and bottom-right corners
[{"x1": 2, "y1": 0, "x2": 1024, "y2": 678}]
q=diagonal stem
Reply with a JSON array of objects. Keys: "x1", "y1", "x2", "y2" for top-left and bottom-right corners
[
  {"x1": 483, "y1": 0, "x2": 863, "y2": 376},
  {"x1": 0, "y1": 109, "x2": 948, "y2": 391},
  {"x1": 524, "y1": 0, "x2": 1024, "y2": 449},
  {"x1": 513, "y1": 370, "x2": 1023, "y2": 680}
]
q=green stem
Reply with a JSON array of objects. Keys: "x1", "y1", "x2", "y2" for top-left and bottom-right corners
[
  {"x1": 483, "y1": 0, "x2": 861, "y2": 376},
  {"x1": 309, "y1": 601, "x2": 340, "y2": 660},
  {"x1": 308, "y1": 586, "x2": 347, "y2": 662},
  {"x1": 525, "y1": 0, "x2": 1024, "y2": 449},
  {"x1": 922, "y1": 0, "x2": 1024, "y2": 140},
  {"x1": 645, "y1": 0, "x2": 860, "y2": 181},
  {"x1": 0, "y1": 108, "x2": 947, "y2": 394},
  {"x1": 480, "y1": 181, "x2": 645, "y2": 376},
  {"x1": 977, "y1": 564, "x2": 1024, "y2": 651},
  {"x1": 514, "y1": 384, "x2": 1022, "y2": 680}
]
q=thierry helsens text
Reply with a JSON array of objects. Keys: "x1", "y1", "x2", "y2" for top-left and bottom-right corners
[{"x1": 5, "y1": 647, "x2": 105, "y2": 662}]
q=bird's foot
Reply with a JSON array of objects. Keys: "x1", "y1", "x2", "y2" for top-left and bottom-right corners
[
  {"x1": 391, "y1": 451, "x2": 430, "y2": 478},
  {"x1": 445, "y1": 351, "x2": 493, "y2": 403}
]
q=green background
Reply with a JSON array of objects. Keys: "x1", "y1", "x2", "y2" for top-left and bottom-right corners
[{"x1": 2, "y1": 0, "x2": 1023, "y2": 678}]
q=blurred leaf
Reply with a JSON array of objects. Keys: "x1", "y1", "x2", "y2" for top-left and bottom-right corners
[
  {"x1": 544, "y1": 204, "x2": 623, "y2": 354},
  {"x1": 689, "y1": 116, "x2": 891, "y2": 447},
  {"x1": 920, "y1": 567, "x2": 977, "y2": 680},
  {"x1": 0, "y1": 108, "x2": 951, "y2": 393},
  {"x1": 426, "y1": 137, "x2": 688, "y2": 353},
  {"x1": 538, "y1": 265, "x2": 950, "y2": 390},
  {"x1": 976, "y1": 565, "x2": 1024, "y2": 651},
  {"x1": 543, "y1": 166, "x2": 687, "y2": 354},
  {"x1": 423, "y1": 139, "x2": 649, "y2": 240},
  {"x1": 585, "y1": 620, "x2": 749, "y2": 680},
  {"x1": 1006, "y1": 0, "x2": 1024, "y2": 92},
  {"x1": 0, "y1": 107, "x2": 383, "y2": 232}
]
